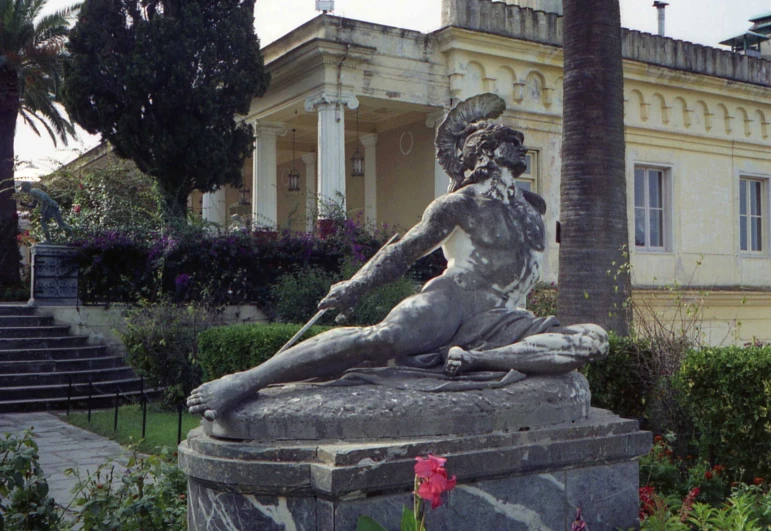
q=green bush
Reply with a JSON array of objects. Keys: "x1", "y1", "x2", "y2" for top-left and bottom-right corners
[
  {"x1": 198, "y1": 323, "x2": 331, "y2": 381},
  {"x1": 272, "y1": 260, "x2": 418, "y2": 327},
  {"x1": 675, "y1": 345, "x2": 771, "y2": 481},
  {"x1": 582, "y1": 333, "x2": 654, "y2": 420},
  {"x1": 272, "y1": 266, "x2": 337, "y2": 325},
  {"x1": 65, "y1": 447, "x2": 186, "y2": 531},
  {"x1": 121, "y1": 303, "x2": 220, "y2": 405},
  {"x1": 0, "y1": 430, "x2": 60, "y2": 530}
]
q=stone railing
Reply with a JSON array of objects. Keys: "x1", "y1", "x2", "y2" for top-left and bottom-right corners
[{"x1": 441, "y1": 0, "x2": 771, "y2": 86}]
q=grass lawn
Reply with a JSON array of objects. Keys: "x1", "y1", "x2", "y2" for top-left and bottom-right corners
[{"x1": 63, "y1": 403, "x2": 201, "y2": 454}]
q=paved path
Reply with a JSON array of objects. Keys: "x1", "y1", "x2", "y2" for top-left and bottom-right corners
[{"x1": 0, "y1": 412, "x2": 129, "y2": 508}]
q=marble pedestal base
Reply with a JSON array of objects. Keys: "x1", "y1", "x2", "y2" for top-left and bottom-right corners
[
  {"x1": 28, "y1": 244, "x2": 80, "y2": 306},
  {"x1": 180, "y1": 374, "x2": 649, "y2": 530}
]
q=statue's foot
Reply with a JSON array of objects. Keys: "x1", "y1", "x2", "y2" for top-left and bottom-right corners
[
  {"x1": 445, "y1": 346, "x2": 474, "y2": 377},
  {"x1": 187, "y1": 373, "x2": 253, "y2": 421}
]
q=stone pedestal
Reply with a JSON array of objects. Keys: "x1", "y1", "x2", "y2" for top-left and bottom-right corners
[
  {"x1": 28, "y1": 244, "x2": 80, "y2": 306},
  {"x1": 180, "y1": 372, "x2": 650, "y2": 530}
]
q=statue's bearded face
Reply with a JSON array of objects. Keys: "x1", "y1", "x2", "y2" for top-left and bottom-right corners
[{"x1": 462, "y1": 125, "x2": 527, "y2": 178}]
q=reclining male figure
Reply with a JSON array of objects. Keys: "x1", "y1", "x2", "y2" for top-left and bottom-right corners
[{"x1": 188, "y1": 94, "x2": 608, "y2": 421}]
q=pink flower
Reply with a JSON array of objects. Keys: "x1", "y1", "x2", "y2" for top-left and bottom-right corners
[
  {"x1": 72, "y1": 204, "x2": 81, "y2": 214},
  {"x1": 414, "y1": 455, "x2": 456, "y2": 509}
]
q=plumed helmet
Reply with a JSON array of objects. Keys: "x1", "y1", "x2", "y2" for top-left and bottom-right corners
[{"x1": 435, "y1": 93, "x2": 506, "y2": 193}]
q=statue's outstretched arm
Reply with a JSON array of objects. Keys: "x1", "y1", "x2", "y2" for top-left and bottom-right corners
[{"x1": 319, "y1": 195, "x2": 464, "y2": 311}]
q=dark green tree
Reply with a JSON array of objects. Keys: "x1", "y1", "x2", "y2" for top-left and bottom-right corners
[
  {"x1": 62, "y1": 0, "x2": 270, "y2": 219},
  {"x1": 0, "y1": 0, "x2": 77, "y2": 286},
  {"x1": 558, "y1": 0, "x2": 631, "y2": 335}
]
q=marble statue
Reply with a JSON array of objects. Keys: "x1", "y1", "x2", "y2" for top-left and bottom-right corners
[
  {"x1": 17, "y1": 182, "x2": 73, "y2": 242},
  {"x1": 187, "y1": 93, "x2": 609, "y2": 421}
]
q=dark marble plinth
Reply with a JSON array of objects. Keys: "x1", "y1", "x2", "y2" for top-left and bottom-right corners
[
  {"x1": 180, "y1": 406, "x2": 650, "y2": 530},
  {"x1": 28, "y1": 244, "x2": 80, "y2": 306}
]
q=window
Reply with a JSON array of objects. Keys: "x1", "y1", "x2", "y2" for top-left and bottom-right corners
[
  {"x1": 516, "y1": 150, "x2": 538, "y2": 192},
  {"x1": 634, "y1": 165, "x2": 669, "y2": 250},
  {"x1": 739, "y1": 177, "x2": 765, "y2": 252}
]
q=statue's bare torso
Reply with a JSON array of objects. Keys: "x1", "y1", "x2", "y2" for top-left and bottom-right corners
[{"x1": 439, "y1": 184, "x2": 544, "y2": 311}]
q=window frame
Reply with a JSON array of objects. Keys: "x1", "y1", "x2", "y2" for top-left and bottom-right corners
[
  {"x1": 738, "y1": 174, "x2": 769, "y2": 255},
  {"x1": 516, "y1": 148, "x2": 539, "y2": 193},
  {"x1": 633, "y1": 163, "x2": 673, "y2": 253}
]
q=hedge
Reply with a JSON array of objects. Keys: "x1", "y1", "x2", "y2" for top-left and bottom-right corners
[
  {"x1": 675, "y1": 344, "x2": 771, "y2": 480},
  {"x1": 197, "y1": 323, "x2": 332, "y2": 382}
]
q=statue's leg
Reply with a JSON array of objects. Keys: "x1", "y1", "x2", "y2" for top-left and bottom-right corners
[
  {"x1": 41, "y1": 214, "x2": 52, "y2": 242},
  {"x1": 445, "y1": 324, "x2": 608, "y2": 376},
  {"x1": 53, "y1": 210, "x2": 73, "y2": 236},
  {"x1": 188, "y1": 284, "x2": 465, "y2": 420}
]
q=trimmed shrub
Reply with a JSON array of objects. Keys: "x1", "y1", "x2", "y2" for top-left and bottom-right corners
[
  {"x1": 675, "y1": 345, "x2": 771, "y2": 481},
  {"x1": 121, "y1": 303, "x2": 220, "y2": 405},
  {"x1": 198, "y1": 323, "x2": 331, "y2": 382}
]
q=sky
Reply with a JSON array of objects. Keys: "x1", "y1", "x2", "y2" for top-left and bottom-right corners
[{"x1": 14, "y1": 0, "x2": 771, "y2": 179}]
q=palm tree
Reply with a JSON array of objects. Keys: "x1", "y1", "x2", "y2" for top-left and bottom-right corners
[
  {"x1": 0, "y1": 0, "x2": 77, "y2": 285},
  {"x1": 558, "y1": 0, "x2": 631, "y2": 335}
]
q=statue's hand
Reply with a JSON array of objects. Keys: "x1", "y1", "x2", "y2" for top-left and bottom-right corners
[{"x1": 318, "y1": 280, "x2": 364, "y2": 312}]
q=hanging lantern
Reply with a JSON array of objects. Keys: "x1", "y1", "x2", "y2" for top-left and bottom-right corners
[
  {"x1": 288, "y1": 129, "x2": 301, "y2": 192},
  {"x1": 351, "y1": 108, "x2": 365, "y2": 177}
]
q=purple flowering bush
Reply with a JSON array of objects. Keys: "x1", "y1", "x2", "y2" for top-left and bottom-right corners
[{"x1": 69, "y1": 212, "x2": 440, "y2": 313}]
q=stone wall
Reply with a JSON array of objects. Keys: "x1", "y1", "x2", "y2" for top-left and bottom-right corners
[{"x1": 441, "y1": 0, "x2": 771, "y2": 87}]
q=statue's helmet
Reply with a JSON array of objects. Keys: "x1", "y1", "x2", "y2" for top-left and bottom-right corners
[{"x1": 436, "y1": 93, "x2": 520, "y2": 193}]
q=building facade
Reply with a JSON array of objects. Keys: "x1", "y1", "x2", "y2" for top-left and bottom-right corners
[{"x1": 69, "y1": 0, "x2": 771, "y2": 343}]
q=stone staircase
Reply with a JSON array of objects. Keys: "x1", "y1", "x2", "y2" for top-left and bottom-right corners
[{"x1": 0, "y1": 305, "x2": 149, "y2": 412}]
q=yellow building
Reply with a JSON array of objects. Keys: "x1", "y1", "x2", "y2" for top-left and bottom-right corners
[{"x1": 59, "y1": 0, "x2": 764, "y2": 343}]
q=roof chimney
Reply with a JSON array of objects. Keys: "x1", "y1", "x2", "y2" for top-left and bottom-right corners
[
  {"x1": 653, "y1": 1, "x2": 669, "y2": 37},
  {"x1": 315, "y1": 0, "x2": 334, "y2": 14}
]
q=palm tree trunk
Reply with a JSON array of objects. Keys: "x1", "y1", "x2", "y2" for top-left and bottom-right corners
[
  {"x1": 558, "y1": 0, "x2": 631, "y2": 335},
  {"x1": 0, "y1": 69, "x2": 21, "y2": 286}
]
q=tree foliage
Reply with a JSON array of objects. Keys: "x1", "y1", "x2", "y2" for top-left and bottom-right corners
[
  {"x1": 62, "y1": 0, "x2": 270, "y2": 218},
  {"x1": 0, "y1": 0, "x2": 78, "y2": 285}
]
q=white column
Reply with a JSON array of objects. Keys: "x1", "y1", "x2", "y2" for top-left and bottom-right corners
[
  {"x1": 202, "y1": 187, "x2": 227, "y2": 228},
  {"x1": 360, "y1": 134, "x2": 378, "y2": 227},
  {"x1": 251, "y1": 122, "x2": 286, "y2": 229},
  {"x1": 301, "y1": 152, "x2": 317, "y2": 232},
  {"x1": 426, "y1": 111, "x2": 449, "y2": 198},
  {"x1": 305, "y1": 91, "x2": 359, "y2": 219}
]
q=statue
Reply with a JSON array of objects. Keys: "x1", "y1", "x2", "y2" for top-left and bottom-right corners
[
  {"x1": 187, "y1": 94, "x2": 609, "y2": 421},
  {"x1": 16, "y1": 182, "x2": 73, "y2": 242}
]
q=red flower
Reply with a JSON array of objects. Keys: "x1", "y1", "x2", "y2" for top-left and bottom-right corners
[
  {"x1": 654, "y1": 435, "x2": 664, "y2": 443},
  {"x1": 713, "y1": 465, "x2": 725, "y2": 474},
  {"x1": 679, "y1": 487, "x2": 700, "y2": 522},
  {"x1": 755, "y1": 477, "x2": 765, "y2": 485},
  {"x1": 72, "y1": 204, "x2": 81, "y2": 214},
  {"x1": 639, "y1": 486, "x2": 656, "y2": 520},
  {"x1": 704, "y1": 471, "x2": 713, "y2": 480},
  {"x1": 414, "y1": 455, "x2": 457, "y2": 509}
]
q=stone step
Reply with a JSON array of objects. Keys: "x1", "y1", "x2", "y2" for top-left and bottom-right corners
[
  {"x1": 0, "y1": 305, "x2": 35, "y2": 316},
  {"x1": 0, "y1": 345, "x2": 108, "y2": 362},
  {"x1": 0, "y1": 336, "x2": 90, "y2": 350},
  {"x1": 0, "y1": 326, "x2": 72, "y2": 339},
  {"x1": 0, "y1": 316, "x2": 54, "y2": 327},
  {"x1": 0, "y1": 355, "x2": 125, "y2": 373},
  {"x1": 0, "y1": 376, "x2": 146, "y2": 402},
  {"x1": 0, "y1": 366, "x2": 136, "y2": 387},
  {"x1": 0, "y1": 388, "x2": 163, "y2": 413}
]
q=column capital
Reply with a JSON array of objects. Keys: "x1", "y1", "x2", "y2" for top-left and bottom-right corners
[
  {"x1": 300, "y1": 152, "x2": 317, "y2": 165},
  {"x1": 304, "y1": 90, "x2": 359, "y2": 112},
  {"x1": 359, "y1": 133, "x2": 378, "y2": 148},
  {"x1": 425, "y1": 110, "x2": 448, "y2": 129},
  {"x1": 254, "y1": 122, "x2": 287, "y2": 138}
]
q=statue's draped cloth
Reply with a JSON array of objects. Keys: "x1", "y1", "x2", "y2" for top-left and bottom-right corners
[{"x1": 312, "y1": 309, "x2": 561, "y2": 392}]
